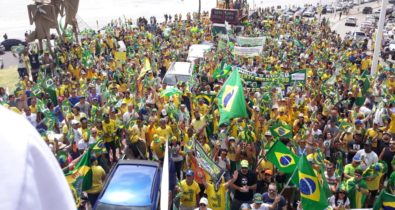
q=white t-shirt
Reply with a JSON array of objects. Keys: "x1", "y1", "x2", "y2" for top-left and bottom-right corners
[
  {"x1": 356, "y1": 149, "x2": 378, "y2": 171},
  {"x1": 0, "y1": 106, "x2": 75, "y2": 210},
  {"x1": 250, "y1": 203, "x2": 271, "y2": 210},
  {"x1": 328, "y1": 195, "x2": 350, "y2": 208}
]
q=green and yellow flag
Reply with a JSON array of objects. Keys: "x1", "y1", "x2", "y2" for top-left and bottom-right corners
[
  {"x1": 90, "y1": 139, "x2": 107, "y2": 155},
  {"x1": 213, "y1": 61, "x2": 232, "y2": 79},
  {"x1": 65, "y1": 149, "x2": 93, "y2": 206},
  {"x1": 266, "y1": 140, "x2": 299, "y2": 174},
  {"x1": 217, "y1": 68, "x2": 248, "y2": 125},
  {"x1": 269, "y1": 122, "x2": 293, "y2": 139},
  {"x1": 298, "y1": 154, "x2": 329, "y2": 210},
  {"x1": 373, "y1": 190, "x2": 395, "y2": 210},
  {"x1": 138, "y1": 57, "x2": 151, "y2": 79}
]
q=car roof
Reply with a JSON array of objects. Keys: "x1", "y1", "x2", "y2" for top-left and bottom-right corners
[
  {"x1": 188, "y1": 44, "x2": 213, "y2": 59},
  {"x1": 117, "y1": 159, "x2": 160, "y2": 167},
  {"x1": 167, "y1": 62, "x2": 192, "y2": 75},
  {"x1": 98, "y1": 160, "x2": 160, "y2": 207}
]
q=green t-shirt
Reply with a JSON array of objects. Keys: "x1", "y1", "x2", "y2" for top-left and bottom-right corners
[{"x1": 344, "y1": 163, "x2": 357, "y2": 179}]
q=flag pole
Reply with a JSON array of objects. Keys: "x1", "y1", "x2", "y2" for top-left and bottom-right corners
[{"x1": 279, "y1": 165, "x2": 298, "y2": 196}]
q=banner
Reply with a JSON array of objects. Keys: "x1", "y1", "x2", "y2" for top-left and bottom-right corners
[
  {"x1": 236, "y1": 36, "x2": 266, "y2": 47},
  {"x1": 195, "y1": 142, "x2": 225, "y2": 187},
  {"x1": 238, "y1": 68, "x2": 306, "y2": 84},
  {"x1": 233, "y1": 46, "x2": 263, "y2": 57}
]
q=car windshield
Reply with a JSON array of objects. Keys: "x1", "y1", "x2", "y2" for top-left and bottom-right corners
[
  {"x1": 99, "y1": 164, "x2": 157, "y2": 206},
  {"x1": 163, "y1": 74, "x2": 190, "y2": 86}
]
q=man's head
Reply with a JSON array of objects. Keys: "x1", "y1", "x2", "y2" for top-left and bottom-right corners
[
  {"x1": 185, "y1": 169, "x2": 194, "y2": 184},
  {"x1": 240, "y1": 160, "x2": 249, "y2": 175},
  {"x1": 80, "y1": 117, "x2": 88, "y2": 129},
  {"x1": 326, "y1": 162, "x2": 335, "y2": 175},
  {"x1": 352, "y1": 155, "x2": 362, "y2": 166},
  {"x1": 364, "y1": 141, "x2": 372, "y2": 153},
  {"x1": 267, "y1": 183, "x2": 277, "y2": 198},
  {"x1": 198, "y1": 197, "x2": 208, "y2": 209}
]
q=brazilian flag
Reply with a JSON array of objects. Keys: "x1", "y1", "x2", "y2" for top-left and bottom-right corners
[
  {"x1": 65, "y1": 149, "x2": 93, "y2": 206},
  {"x1": 339, "y1": 121, "x2": 353, "y2": 131},
  {"x1": 217, "y1": 68, "x2": 248, "y2": 125},
  {"x1": 266, "y1": 140, "x2": 299, "y2": 174},
  {"x1": 373, "y1": 190, "x2": 395, "y2": 210},
  {"x1": 298, "y1": 154, "x2": 329, "y2": 210},
  {"x1": 90, "y1": 139, "x2": 107, "y2": 155},
  {"x1": 195, "y1": 94, "x2": 213, "y2": 105},
  {"x1": 269, "y1": 122, "x2": 293, "y2": 139},
  {"x1": 213, "y1": 61, "x2": 232, "y2": 79}
]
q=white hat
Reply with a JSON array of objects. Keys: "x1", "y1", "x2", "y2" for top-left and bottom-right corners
[
  {"x1": 199, "y1": 197, "x2": 208, "y2": 205},
  {"x1": 161, "y1": 109, "x2": 167, "y2": 116},
  {"x1": 265, "y1": 131, "x2": 272, "y2": 136},
  {"x1": 71, "y1": 119, "x2": 79, "y2": 125}
]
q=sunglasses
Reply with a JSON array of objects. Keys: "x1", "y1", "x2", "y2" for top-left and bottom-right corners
[{"x1": 200, "y1": 204, "x2": 206, "y2": 207}]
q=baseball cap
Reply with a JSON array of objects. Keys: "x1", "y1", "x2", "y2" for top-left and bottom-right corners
[
  {"x1": 355, "y1": 120, "x2": 362, "y2": 125},
  {"x1": 186, "y1": 169, "x2": 194, "y2": 177},
  {"x1": 253, "y1": 193, "x2": 263, "y2": 203},
  {"x1": 353, "y1": 155, "x2": 362, "y2": 162},
  {"x1": 264, "y1": 131, "x2": 272, "y2": 136},
  {"x1": 241, "y1": 160, "x2": 249, "y2": 168},
  {"x1": 264, "y1": 170, "x2": 273, "y2": 175},
  {"x1": 71, "y1": 119, "x2": 79, "y2": 125},
  {"x1": 199, "y1": 197, "x2": 208, "y2": 205}
]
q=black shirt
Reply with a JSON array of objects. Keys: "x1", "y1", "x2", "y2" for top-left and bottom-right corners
[
  {"x1": 29, "y1": 54, "x2": 40, "y2": 70},
  {"x1": 234, "y1": 170, "x2": 257, "y2": 202}
]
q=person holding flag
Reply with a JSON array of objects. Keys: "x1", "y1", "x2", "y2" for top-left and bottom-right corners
[{"x1": 346, "y1": 168, "x2": 369, "y2": 208}]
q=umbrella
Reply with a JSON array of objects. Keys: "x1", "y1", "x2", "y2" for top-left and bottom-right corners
[{"x1": 160, "y1": 87, "x2": 183, "y2": 97}]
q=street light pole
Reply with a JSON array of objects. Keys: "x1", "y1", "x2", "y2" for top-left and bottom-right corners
[
  {"x1": 371, "y1": 0, "x2": 387, "y2": 76},
  {"x1": 198, "y1": 0, "x2": 201, "y2": 20}
]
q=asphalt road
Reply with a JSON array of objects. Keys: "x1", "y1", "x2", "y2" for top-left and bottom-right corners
[
  {"x1": 328, "y1": 1, "x2": 382, "y2": 39},
  {"x1": 0, "y1": 52, "x2": 17, "y2": 69}
]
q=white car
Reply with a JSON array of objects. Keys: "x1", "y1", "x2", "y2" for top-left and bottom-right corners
[
  {"x1": 335, "y1": 4, "x2": 344, "y2": 11},
  {"x1": 360, "y1": 21, "x2": 374, "y2": 31},
  {"x1": 303, "y1": 10, "x2": 315, "y2": 17},
  {"x1": 162, "y1": 62, "x2": 194, "y2": 86},
  {"x1": 345, "y1": 17, "x2": 357, "y2": 26}
]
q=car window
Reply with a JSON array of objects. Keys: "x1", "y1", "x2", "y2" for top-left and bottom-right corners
[
  {"x1": 163, "y1": 74, "x2": 177, "y2": 86},
  {"x1": 100, "y1": 165, "x2": 157, "y2": 206}
]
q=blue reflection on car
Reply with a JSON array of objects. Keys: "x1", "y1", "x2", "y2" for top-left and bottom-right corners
[{"x1": 94, "y1": 160, "x2": 161, "y2": 210}]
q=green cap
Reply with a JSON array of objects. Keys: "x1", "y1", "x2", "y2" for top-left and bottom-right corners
[{"x1": 253, "y1": 193, "x2": 263, "y2": 203}]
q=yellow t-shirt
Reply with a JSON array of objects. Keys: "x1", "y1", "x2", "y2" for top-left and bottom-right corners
[
  {"x1": 205, "y1": 183, "x2": 226, "y2": 210},
  {"x1": 102, "y1": 120, "x2": 116, "y2": 142},
  {"x1": 150, "y1": 137, "x2": 166, "y2": 159},
  {"x1": 155, "y1": 125, "x2": 173, "y2": 140},
  {"x1": 85, "y1": 165, "x2": 106, "y2": 194},
  {"x1": 128, "y1": 125, "x2": 148, "y2": 144},
  {"x1": 179, "y1": 180, "x2": 200, "y2": 207},
  {"x1": 365, "y1": 172, "x2": 383, "y2": 191},
  {"x1": 389, "y1": 113, "x2": 395, "y2": 134}
]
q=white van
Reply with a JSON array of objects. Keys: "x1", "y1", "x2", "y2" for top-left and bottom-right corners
[{"x1": 162, "y1": 62, "x2": 194, "y2": 86}]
